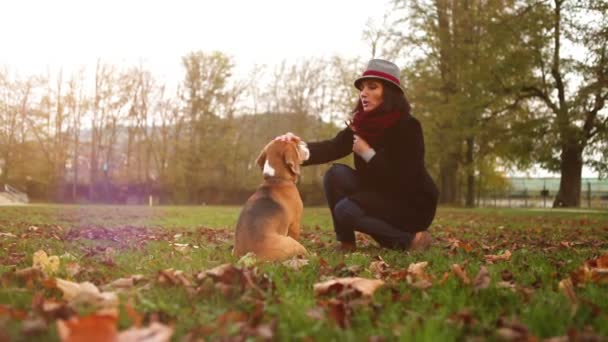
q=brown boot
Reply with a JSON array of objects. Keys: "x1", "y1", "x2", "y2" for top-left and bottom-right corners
[{"x1": 410, "y1": 231, "x2": 432, "y2": 251}]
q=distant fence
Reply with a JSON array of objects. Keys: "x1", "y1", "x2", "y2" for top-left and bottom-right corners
[{"x1": 478, "y1": 178, "x2": 608, "y2": 209}]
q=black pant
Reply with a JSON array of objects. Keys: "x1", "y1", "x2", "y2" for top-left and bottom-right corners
[{"x1": 323, "y1": 164, "x2": 415, "y2": 249}]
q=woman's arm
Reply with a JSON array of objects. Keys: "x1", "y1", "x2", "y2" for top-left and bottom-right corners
[{"x1": 303, "y1": 127, "x2": 355, "y2": 166}]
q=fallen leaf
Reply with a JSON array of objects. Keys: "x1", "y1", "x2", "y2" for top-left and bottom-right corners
[
  {"x1": 569, "y1": 252, "x2": 608, "y2": 286},
  {"x1": 117, "y1": 322, "x2": 174, "y2": 342},
  {"x1": 32, "y1": 250, "x2": 60, "y2": 275},
  {"x1": 282, "y1": 258, "x2": 309, "y2": 270},
  {"x1": 407, "y1": 262, "x2": 429, "y2": 279},
  {"x1": 0, "y1": 304, "x2": 28, "y2": 320},
  {"x1": 55, "y1": 278, "x2": 119, "y2": 309},
  {"x1": 496, "y1": 281, "x2": 518, "y2": 292},
  {"x1": 484, "y1": 250, "x2": 512, "y2": 263},
  {"x1": 495, "y1": 316, "x2": 535, "y2": 341},
  {"x1": 102, "y1": 275, "x2": 145, "y2": 291},
  {"x1": 57, "y1": 312, "x2": 118, "y2": 342},
  {"x1": 157, "y1": 269, "x2": 192, "y2": 287},
  {"x1": 406, "y1": 261, "x2": 433, "y2": 289},
  {"x1": 313, "y1": 277, "x2": 384, "y2": 297},
  {"x1": 439, "y1": 272, "x2": 450, "y2": 285},
  {"x1": 65, "y1": 262, "x2": 82, "y2": 277},
  {"x1": 21, "y1": 316, "x2": 48, "y2": 335},
  {"x1": 449, "y1": 239, "x2": 474, "y2": 253},
  {"x1": 558, "y1": 278, "x2": 578, "y2": 313},
  {"x1": 14, "y1": 267, "x2": 45, "y2": 287},
  {"x1": 451, "y1": 264, "x2": 470, "y2": 285},
  {"x1": 447, "y1": 310, "x2": 477, "y2": 328},
  {"x1": 473, "y1": 266, "x2": 491, "y2": 292},
  {"x1": 306, "y1": 307, "x2": 326, "y2": 320},
  {"x1": 369, "y1": 256, "x2": 390, "y2": 278},
  {"x1": 500, "y1": 269, "x2": 514, "y2": 282},
  {"x1": 324, "y1": 298, "x2": 349, "y2": 328}
]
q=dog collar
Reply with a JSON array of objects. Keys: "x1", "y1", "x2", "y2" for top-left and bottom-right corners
[{"x1": 263, "y1": 176, "x2": 296, "y2": 184}]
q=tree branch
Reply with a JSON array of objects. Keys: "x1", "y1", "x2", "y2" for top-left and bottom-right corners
[{"x1": 520, "y1": 86, "x2": 560, "y2": 114}]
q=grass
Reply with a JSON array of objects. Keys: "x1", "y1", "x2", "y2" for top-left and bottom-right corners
[{"x1": 0, "y1": 204, "x2": 607, "y2": 341}]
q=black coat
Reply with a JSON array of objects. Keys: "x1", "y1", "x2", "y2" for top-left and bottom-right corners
[{"x1": 304, "y1": 114, "x2": 439, "y2": 232}]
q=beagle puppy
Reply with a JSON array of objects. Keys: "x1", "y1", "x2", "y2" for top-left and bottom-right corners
[{"x1": 233, "y1": 138, "x2": 310, "y2": 261}]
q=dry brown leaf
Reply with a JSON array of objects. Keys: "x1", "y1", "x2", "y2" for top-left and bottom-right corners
[
  {"x1": 102, "y1": 275, "x2": 145, "y2": 291},
  {"x1": 447, "y1": 310, "x2": 477, "y2": 328},
  {"x1": 446, "y1": 238, "x2": 474, "y2": 253},
  {"x1": 495, "y1": 316, "x2": 535, "y2": 341},
  {"x1": 496, "y1": 281, "x2": 517, "y2": 290},
  {"x1": 124, "y1": 299, "x2": 143, "y2": 328},
  {"x1": 473, "y1": 266, "x2": 491, "y2": 292},
  {"x1": 484, "y1": 250, "x2": 512, "y2": 263},
  {"x1": 0, "y1": 304, "x2": 28, "y2": 320},
  {"x1": 595, "y1": 253, "x2": 608, "y2": 268},
  {"x1": 406, "y1": 261, "x2": 433, "y2": 289},
  {"x1": 306, "y1": 307, "x2": 326, "y2": 320},
  {"x1": 500, "y1": 269, "x2": 514, "y2": 282},
  {"x1": 21, "y1": 316, "x2": 48, "y2": 335},
  {"x1": 318, "y1": 298, "x2": 350, "y2": 328},
  {"x1": 409, "y1": 279, "x2": 433, "y2": 290},
  {"x1": 369, "y1": 256, "x2": 390, "y2": 278},
  {"x1": 282, "y1": 258, "x2": 309, "y2": 270},
  {"x1": 157, "y1": 269, "x2": 192, "y2": 287},
  {"x1": 55, "y1": 278, "x2": 119, "y2": 309},
  {"x1": 57, "y1": 312, "x2": 118, "y2": 342},
  {"x1": 117, "y1": 322, "x2": 174, "y2": 342},
  {"x1": 558, "y1": 278, "x2": 578, "y2": 313},
  {"x1": 569, "y1": 252, "x2": 608, "y2": 286},
  {"x1": 451, "y1": 264, "x2": 471, "y2": 285},
  {"x1": 14, "y1": 267, "x2": 45, "y2": 288},
  {"x1": 202, "y1": 264, "x2": 239, "y2": 282},
  {"x1": 65, "y1": 262, "x2": 82, "y2": 277},
  {"x1": 407, "y1": 261, "x2": 429, "y2": 278},
  {"x1": 587, "y1": 253, "x2": 608, "y2": 284},
  {"x1": 313, "y1": 277, "x2": 384, "y2": 297}
]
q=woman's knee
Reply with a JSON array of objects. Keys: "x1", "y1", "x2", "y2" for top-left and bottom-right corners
[
  {"x1": 333, "y1": 198, "x2": 364, "y2": 226},
  {"x1": 323, "y1": 164, "x2": 356, "y2": 192}
]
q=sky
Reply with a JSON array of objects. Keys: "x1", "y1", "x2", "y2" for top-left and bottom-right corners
[
  {"x1": 1, "y1": 0, "x2": 389, "y2": 84},
  {"x1": 1, "y1": 0, "x2": 600, "y2": 178}
]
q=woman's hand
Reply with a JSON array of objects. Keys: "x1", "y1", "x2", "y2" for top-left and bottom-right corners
[
  {"x1": 274, "y1": 132, "x2": 301, "y2": 142},
  {"x1": 353, "y1": 135, "x2": 371, "y2": 155},
  {"x1": 353, "y1": 135, "x2": 376, "y2": 162}
]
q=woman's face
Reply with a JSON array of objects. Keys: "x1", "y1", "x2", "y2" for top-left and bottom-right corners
[{"x1": 359, "y1": 79, "x2": 384, "y2": 112}]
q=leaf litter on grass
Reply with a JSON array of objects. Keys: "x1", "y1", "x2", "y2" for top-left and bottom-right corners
[{"x1": 1, "y1": 206, "x2": 608, "y2": 340}]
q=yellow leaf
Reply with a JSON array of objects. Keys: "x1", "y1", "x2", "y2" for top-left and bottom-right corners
[{"x1": 55, "y1": 278, "x2": 119, "y2": 309}]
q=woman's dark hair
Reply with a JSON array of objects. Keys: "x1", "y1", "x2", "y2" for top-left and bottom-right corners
[{"x1": 352, "y1": 79, "x2": 411, "y2": 115}]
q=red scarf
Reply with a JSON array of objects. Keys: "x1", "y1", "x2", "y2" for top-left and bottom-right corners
[{"x1": 351, "y1": 110, "x2": 404, "y2": 146}]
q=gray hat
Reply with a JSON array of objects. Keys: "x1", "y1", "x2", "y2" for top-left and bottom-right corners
[{"x1": 354, "y1": 59, "x2": 404, "y2": 93}]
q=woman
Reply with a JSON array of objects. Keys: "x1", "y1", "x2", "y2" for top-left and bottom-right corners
[{"x1": 277, "y1": 59, "x2": 438, "y2": 252}]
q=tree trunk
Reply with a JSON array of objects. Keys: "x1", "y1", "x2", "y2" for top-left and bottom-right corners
[
  {"x1": 439, "y1": 154, "x2": 459, "y2": 205},
  {"x1": 553, "y1": 145, "x2": 582, "y2": 207},
  {"x1": 465, "y1": 136, "x2": 475, "y2": 207}
]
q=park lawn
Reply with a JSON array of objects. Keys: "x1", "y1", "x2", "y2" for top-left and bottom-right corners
[{"x1": 0, "y1": 205, "x2": 607, "y2": 341}]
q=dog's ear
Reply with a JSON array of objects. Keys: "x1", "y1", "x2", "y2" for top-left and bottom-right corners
[
  {"x1": 284, "y1": 146, "x2": 300, "y2": 176},
  {"x1": 256, "y1": 149, "x2": 267, "y2": 170}
]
